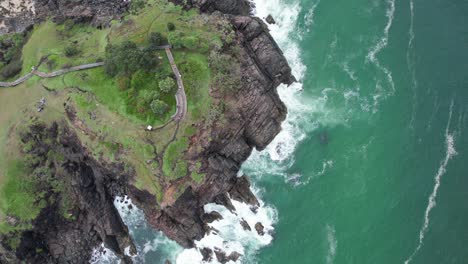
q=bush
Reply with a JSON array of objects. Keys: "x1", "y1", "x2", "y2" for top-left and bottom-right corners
[
  {"x1": 139, "y1": 89, "x2": 160, "y2": 103},
  {"x1": 117, "y1": 75, "x2": 131, "y2": 91},
  {"x1": 104, "y1": 41, "x2": 158, "y2": 77},
  {"x1": 167, "y1": 31, "x2": 184, "y2": 49},
  {"x1": 64, "y1": 46, "x2": 80, "y2": 57},
  {"x1": 149, "y1": 32, "x2": 164, "y2": 48},
  {"x1": 182, "y1": 36, "x2": 199, "y2": 50},
  {"x1": 0, "y1": 60, "x2": 22, "y2": 79},
  {"x1": 150, "y1": 99, "x2": 169, "y2": 116},
  {"x1": 167, "y1": 22, "x2": 176, "y2": 31},
  {"x1": 0, "y1": 33, "x2": 25, "y2": 63},
  {"x1": 208, "y1": 51, "x2": 241, "y2": 92},
  {"x1": 159, "y1": 77, "x2": 175, "y2": 93}
]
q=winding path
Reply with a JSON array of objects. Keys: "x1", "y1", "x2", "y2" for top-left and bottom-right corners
[
  {"x1": 0, "y1": 62, "x2": 105, "y2": 87},
  {"x1": 0, "y1": 47, "x2": 187, "y2": 122},
  {"x1": 165, "y1": 47, "x2": 187, "y2": 121}
]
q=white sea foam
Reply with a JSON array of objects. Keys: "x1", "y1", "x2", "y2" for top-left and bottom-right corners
[
  {"x1": 177, "y1": 1, "x2": 316, "y2": 262},
  {"x1": 90, "y1": 243, "x2": 120, "y2": 264},
  {"x1": 404, "y1": 101, "x2": 458, "y2": 264},
  {"x1": 303, "y1": 0, "x2": 321, "y2": 34},
  {"x1": 366, "y1": 0, "x2": 396, "y2": 93},
  {"x1": 176, "y1": 191, "x2": 277, "y2": 264},
  {"x1": 92, "y1": 196, "x2": 183, "y2": 263},
  {"x1": 407, "y1": 0, "x2": 418, "y2": 129},
  {"x1": 326, "y1": 225, "x2": 337, "y2": 264}
]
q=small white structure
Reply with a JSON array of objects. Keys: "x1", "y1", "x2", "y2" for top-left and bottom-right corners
[{"x1": 146, "y1": 125, "x2": 153, "y2": 131}]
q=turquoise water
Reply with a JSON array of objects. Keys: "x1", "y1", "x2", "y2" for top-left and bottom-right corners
[
  {"x1": 98, "y1": 0, "x2": 468, "y2": 263},
  {"x1": 242, "y1": 0, "x2": 468, "y2": 263}
]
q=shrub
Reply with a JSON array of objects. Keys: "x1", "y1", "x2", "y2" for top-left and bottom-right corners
[
  {"x1": 208, "y1": 51, "x2": 241, "y2": 92},
  {"x1": 64, "y1": 46, "x2": 80, "y2": 57},
  {"x1": 167, "y1": 22, "x2": 176, "y2": 31},
  {"x1": 117, "y1": 75, "x2": 131, "y2": 91},
  {"x1": 104, "y1": 41, "x2": 158, "y2": 77},
  {"x1": 182, "y1": 36, "x2": 199, "y2": 50},
  {"x1": 159, "y1": 77, "x2": 175, "y2": 93},
  {"x1": 150, "y1": 99, "x2": 169, "y2": 116},
  {"x1": 130, "y1": 0, "x2": 146, "y2": 14},
  {"x1": 167, "y1": 31, "x2": 184, "y2": 49},
  {"x1": 0, "y1": 60, "x2": 22, "y2": 79},
  {"x1": 0, "y1": 33, "x2": 25, "y2": 63},
  {"x1": 148, "y1": 32, "x2": 164, "y2": 48},
  {"x1": 140, "y1": 89, "x2": 160, "y2": 103}
]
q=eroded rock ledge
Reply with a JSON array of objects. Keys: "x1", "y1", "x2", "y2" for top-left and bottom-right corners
[
  {"x1": 0, "y1": 0, "x2": 294, "y2": 263},
  {"x1": 133, "y1": 0, "x2": 294, "y2": 249}
]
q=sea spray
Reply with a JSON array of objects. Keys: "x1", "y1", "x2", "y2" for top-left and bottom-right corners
[
  {"x1": 176, "y1": 192, "x2": 277, "y2": 264},
  {"x1": 245, "y1": 0, "x2": 339, "y2": 187},
  {"x1": 325, "y1": 225, "x2": 337, "y2": 264},
  {"x1": 404, "y1": 102, "x2": 458, "y2": 264},
  {"x1": 407, "y1": 0, "x2": 418, "y2": 129},
  {"x1": 366, "y1": 0, "x2": 396, "y2": 112},
  {"x1": 91, "y1": 196, "x2": 183, "y2": 263}
]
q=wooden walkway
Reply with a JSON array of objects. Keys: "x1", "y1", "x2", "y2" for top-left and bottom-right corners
[
  {"x1": 165, "y1": 48, "x2": 187, "y2": 121},
  {"x1": 0, "y1": 47, "x2": 187, "y2": 122},
  {"x1": 0, "y1": 62, "x2": 105, "y2": 87}
]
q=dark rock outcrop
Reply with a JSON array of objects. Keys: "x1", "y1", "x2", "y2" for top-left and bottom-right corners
[
  {"x1": 133, "y1": 0, "x2": 295, "y2": 250},
  {"x1": 0, "y1": 0, "x2": 129, "y2": 34},
  {"x1": 202, "y1": 211, "x2": 223, "y2": 223},
  {"x1": 240, "y1": 219, "x2": 251, "y2": 231},
  {"x1": 255, "y1": 222, "x2": 265, "y2": 236},
  {"x1": 1, "y1": 122, "x2": 136, "y2": 264},
  {"x1": 1, "y1": 0, "x2": 294, "y2": 260},
  {"x1": 214, "y1": 248, "x2": 242, "y2": 263},
  {"x1": 170, "y1": 0, "x2": 252, "y2": 15},
  {"x1": 201, "y1": 247, "x2": 213, "y2": 262},
  {"x1": 266, "y1": 14, "x2": 276, "y2": 24}
]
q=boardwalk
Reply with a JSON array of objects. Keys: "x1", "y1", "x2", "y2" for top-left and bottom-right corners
[
  {"x1": 165, "y1": 48, "x2": 187, "y2": 121},
  {"x1": 0, "y1": 62, "x2": 104, "y2": 87},
  {"x1": 1, "y1": 47, "x2": 187, "y2": 122}
]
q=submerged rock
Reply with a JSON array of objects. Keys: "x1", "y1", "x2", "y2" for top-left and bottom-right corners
[
  {"x1": 240, "y1": 218, "x2": 251, "y2": 231},
  {"x1": 201, "y1": 247, "x2": 213, "y2": 262},
  {"x1": 266, "y1": 14, "x2": 276, "y2": 24},
  {"x1": 202, "y1": 211, "x2": 223, "y2": 223},
  {"x1": 255, "y1": 222, "x2": 265, "y2": 236}
]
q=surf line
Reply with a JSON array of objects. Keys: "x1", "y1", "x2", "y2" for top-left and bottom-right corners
[
  {"x1": 366, "y1": 0, "x2": 396, "y2": 92},
  {"x1": 407, "y1": 0, "x2": 418, "y2": 130},
  {"x1": 404, "y1": 101, "x2": 457, "y2": 264}
]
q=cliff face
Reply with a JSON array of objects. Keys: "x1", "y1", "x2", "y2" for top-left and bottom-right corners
[
  {"x1": 170, "y1": 0, "x2": 253, "y2": 15},
  {"x1": 0, "y1": 122, "x2": 136, "y2": 264},
  {"x1": 0, "y1": 0, "x2": 294, "y2": 262},
  {"x1": 0, "y1": 0, "x2": 128, "y2": 34},
  {"x1": 136, "y1": 0, "x2": 295, "y2": 248}
]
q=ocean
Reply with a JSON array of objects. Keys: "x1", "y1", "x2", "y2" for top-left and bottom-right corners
[{"x1": 94, "y1": 0, "x2": 468, "y2": 263}]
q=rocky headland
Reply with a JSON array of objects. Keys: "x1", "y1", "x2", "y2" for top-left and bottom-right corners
[{"x1": 0, "y1": 0, "x2": 293, "y2": 263}]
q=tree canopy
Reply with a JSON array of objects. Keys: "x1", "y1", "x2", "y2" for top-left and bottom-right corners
[{"x1": 159, "y1": 77, "x2": 176, "y2": 93}]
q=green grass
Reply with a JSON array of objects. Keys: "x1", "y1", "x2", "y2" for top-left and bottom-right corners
[
  {"x1": 21, "y1": 20, "x2": 109, "y2": 74},
  {"x1": 162, "y1": 137, "x2": 189, "y2": 180},
  {"x1": 0, "y1": 161, "x2": 44, "y2": 233},
  {"x1": 0, "y1": 0, "x2": 230, "y2": 232},
  {"x1": 191, "y1": 161, "x2": 205, "y2": 184}
]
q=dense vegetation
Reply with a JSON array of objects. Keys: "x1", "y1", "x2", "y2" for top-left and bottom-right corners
[
  {"x1": 104, "y1": 36, "x2": 176, "y2": 122},
  {"x1": 0, "y1": 33, "x2": 26, "y2": 80},
  {"x1": 0, "y1": 0, "x2": 246, "y2": 235}
]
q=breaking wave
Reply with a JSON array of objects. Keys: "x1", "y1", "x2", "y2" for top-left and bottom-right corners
[
  {"x1": 176, "y1": 191, "x2": 277, "y2": 264},
  {"x1": 326, "y1": 225, "x2": 337, "y2": 264},
  {"x1": 90, "y1": 196, "x2": 183, "y2": 264},
  {"x1": 366, "y1": 0, "x2": 396, "y2": 101},
  {"x1": 404, "y1": 101, "x2": 458, "y2": 264}
]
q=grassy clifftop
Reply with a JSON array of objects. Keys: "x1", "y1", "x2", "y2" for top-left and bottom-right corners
[{"x1": 0, "y1": 0, "x2": 240, "y2": 237}]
